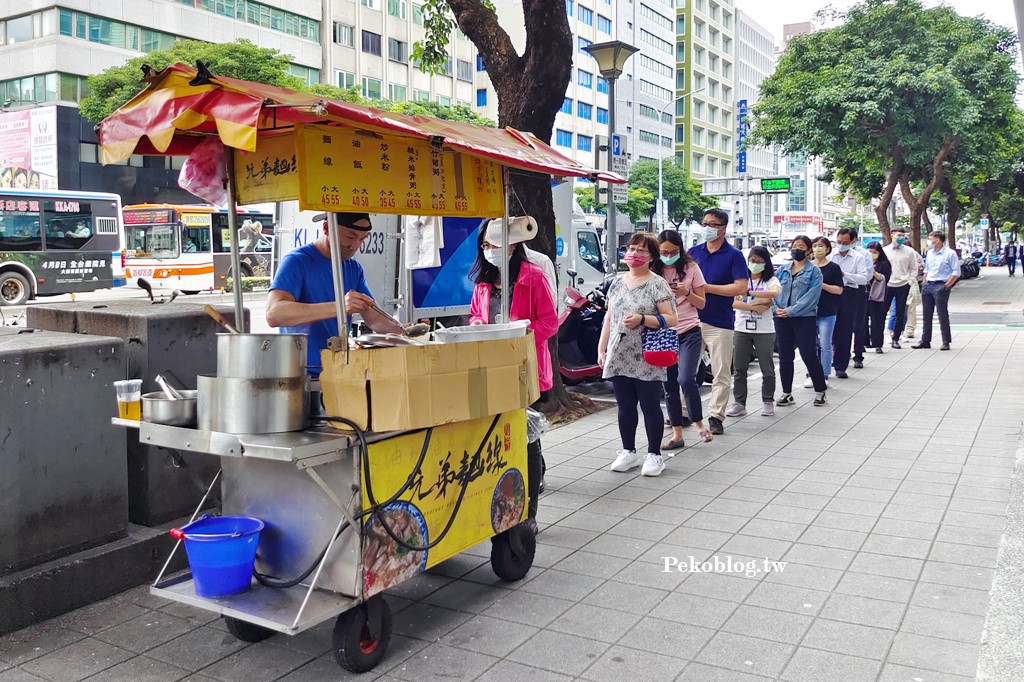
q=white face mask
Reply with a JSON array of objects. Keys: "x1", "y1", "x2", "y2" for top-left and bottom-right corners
[
  {"x1": 483, "y1": 247, "x2": 504, "y2": 267},
  {"x1": 703, "y1": 226, "x2": 721, "y2": 242}
]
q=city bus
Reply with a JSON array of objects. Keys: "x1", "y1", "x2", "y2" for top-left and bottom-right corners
[
  {"x1": 122, "y1": 204, "x2": 274, "y2": 293},
  {"x1": 0, "y1": 189, "x2": 126, "y2": 306}
]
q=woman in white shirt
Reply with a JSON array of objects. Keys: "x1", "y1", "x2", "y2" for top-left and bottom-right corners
[{"x1": 727, "y1": 246, "x2": 781, "y2": 418}]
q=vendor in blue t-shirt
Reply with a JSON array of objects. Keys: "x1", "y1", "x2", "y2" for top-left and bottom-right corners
[{"x1": 267, "y1": 212, "x2": 404, "y2": 373}]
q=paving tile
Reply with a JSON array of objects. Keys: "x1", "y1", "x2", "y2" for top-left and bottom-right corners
[
  {"x1": 579, "y1": 644, "x2": 689, "y2": 681},
  {"x1": 537, "y1": 525, "x2": 602, "y2": 550},
  {"x1": 78, "y1": 655, "x2": 189, "y2": 682},
  {"x1": 693, "y1": 631, "x2": 796, "y2": 678},
  {"x1": 860, "y1": 534, "x2": 933, "y2": 560},
  {"x1": 780, "y1": 647, "x2": 882, "y2": 682},
  {"x1": 927, "y1": 541, "x2": 999, "y2": 569},
  {"x1": 819, "y1": 593, "x2": 905, "y2": 630},
  {"x1": 877, "y1": 663, "x2": 975, "y2": 681},
  {"x1": 872, "y1": 518, "x2": 940, "y2": 541},
  {"x1": 275, "y1": 656, "x2": 380, "y2": 681},
  {"x1": 676, "y1": 661, "x2": 774, "y2": 680},
  {"x1": 797, "y1": 526, "x2": 867, "y2": 551},
  {"x1": 0, "y1": 623, "x2": 87, "y2": 667},
  {"x1": 683, "y1": 511, "x2": 749, "y2": 533},
  {"x1": 917, "y1": 561, "x2": 994, "y2": 591},
  {"x1": 528, "y1": 542, "x2": 576, "y2": 570},
  {"x1": 743, "y1": 582, "x2": 829, "y2": 616},
  {"x1": 581, "y1": 497, "x2": 647, "y2": 517},
  {"x1": 900, "y1": 605, "x2": 986, "y2": 643},
  {"x1": 835, "y1": 571, "x2": 917, "y2": 603},
  {"x1": 438, "y1": 614, "x2": 538, "y2": 657},
  {"x1": 421, "y1": 580, "x2": 512, "y2": 615},
  {"x1": 911, "y1": 582, "x2": 991, "y2": 616},
  {"x1": 556, "y1": 511, "x2": 625, "y2": 533},
  {"x1": 781, "y1": 543, "x2": 855, "y2": 571},
  {"x1": 474, "y1": 660, "x2": 572, "y2": 682},
  {"x1": 886, "y1": 632, "x2": 981, "y2": 678},
  {"x1": 720, "y1": 605, "x2": 813, "y2": 645},
  {"x1": 147, "y1": 626, "x2": 250, "y2": 672},
  {"x1": 739, "y1": 518, "x2": 807, "y2": 541},
  {"x1": 479, "y1": 590, "x2": 574, "y2": 628},
  {"x1": 847, "y1": 552, "x2": 924, "y2": 581},
  {"x1": 517, "y1": 568, "x2": 604, "y2": 601},
  {"x1": 883, "y1": 504, "x2": 946, "y2": 524},
  {"x1": 650, "y1": 593, "x2": 738, "y2": 629},
  {"x1": 19, "y1": 639, "x2": 132, "y2": 682},
  {"x1": 198, "y1": 643, "x2": 314, "y2": 682},
  {"x1": 675, "y1": 571, "x2": 759, "y2": 602},
  {"x1": 719, "y1": 486, "x2": 780, "y2": 503},
  {"x1": 756, "y1": 504, "x2": 820, "y2": 525},
  {"x1": 0, "y1": 670, "x2": 47, "y2": 682},
  {"x1": 719, "y1": 535, "x2": 793, "y2": 560},
  {"x1": 763, "y1": 562, "x2": 842, "y2": 592},
  {"x1": 701, "y1": 498, "x2": 768, "y2": 517},
  {"x1": 390, "y1": 603, "x2": 473, "y2": 641},
  {"x1": 546, "y1": 603, "x2": 641, "y2": 644},
  {"x1": 617, "y1": 616, "x2": 715, "y2": 659},
  {"x1": 506, "y1": 630, "x2": 609, "y2": 677},
  {"x1": 661, "y1": 527, "x2": 733, "y2": 551},
  {"x1": 612, "y1": 559, "x2": 689, "y2": 591},
  {"x1": 578, "y1": 534, "x2": 655, "y2": 560},
  {"x1": 580, "y1": 580, "x2": 668, "y2": 615},
  {"x1": 603, "y1": 485, "x2": 664, "y2": 504},
  {"x1": 935, "y1": 524, "x2": 1002, "y2": 548},
  {"x1": 629, "y1": 503, "x2": 697, "y2": 526},
  {"x1": 387, "y1": 642, "x2": 498, "y2": 681},
  {"x1": 800, "y1": 618, "x2": 894, "y2": 659},
  {"x1": 550, "y1": 551, "x2": 630, "y2": 579},
  {"x1": 825, "y1": 498, "x2": 887, "y2": 517},
  {"x1": 810, "y1": 511, "x2": 878, "y2": 533}
]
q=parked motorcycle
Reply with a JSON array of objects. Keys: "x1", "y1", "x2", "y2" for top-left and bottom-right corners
[
  {"x1": 959, "y1": 256, "x2": 980, "y2": 280},
  {"x1": 557, "y1": 271, "x2": 609, "y2": 385}
]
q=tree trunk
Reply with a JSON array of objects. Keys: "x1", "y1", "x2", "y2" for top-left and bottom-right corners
[
  {"x1": 922, "y1": 211, "x2": 933, "y2": 233},
  {"x1": 941, "y1": 176, "x2": 959, "y2": 245},
  {"x1": 898, "y1": 136, "x2": 958, "y2": 251},
  {"x1": 447, "y1": 0, "x2": 585, "y2": 418},
  {"x1": 874, "y1": 164, "x2": 902, "y2": 240}
]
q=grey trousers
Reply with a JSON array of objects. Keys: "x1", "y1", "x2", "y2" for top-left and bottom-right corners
[{"x1": 732, "y1": 331, "x2": 777, "y2": 405}]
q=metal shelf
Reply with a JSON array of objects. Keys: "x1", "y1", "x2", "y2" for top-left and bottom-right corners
[
  {"x1": 137, "y1": 421, "x2": 356, "y2": 463},
  {"x1": 152, "y1": 574, "x2": 357, "y2": 635}
]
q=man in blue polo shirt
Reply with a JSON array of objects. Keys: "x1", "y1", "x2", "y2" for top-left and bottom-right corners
[
  {"x1": 689, "y1": 208, "x2": 748, "y2": 434},
  {"x1": 267, "y1": 212, "x2": 403, "y2": 373}
]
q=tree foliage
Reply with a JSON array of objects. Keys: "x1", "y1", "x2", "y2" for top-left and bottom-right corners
[
  {"x1": 626, "y1": 159, "x2": 716, "y2": 226},
  {"x1": 751, "y1": 0, "x2": 1019, "y2": 249}
]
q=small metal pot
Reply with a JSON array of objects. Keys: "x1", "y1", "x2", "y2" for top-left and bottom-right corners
[
  {"x1": 216, "y1": 333, "x2": 307, "y2": 379},
  {"x1": 197, "y1": 374, "x2": 309, "y2": 434},
  {"x1": 142, "y1": 390, "x2": 198, "y2": 427}
]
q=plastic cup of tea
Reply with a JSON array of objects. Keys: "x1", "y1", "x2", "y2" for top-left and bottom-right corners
[{"x1": 114, "y1": 379, "x2": 143, "y2": 420}]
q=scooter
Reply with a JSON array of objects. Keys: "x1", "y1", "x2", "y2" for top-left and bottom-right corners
[{"x1": 557, "y1": 271, "x2": 608, "y2": 385}]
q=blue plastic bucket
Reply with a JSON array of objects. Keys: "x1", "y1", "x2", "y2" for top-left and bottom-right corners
[{"x1": 171, "y1": 515, "x2": 264, "y2": 598}]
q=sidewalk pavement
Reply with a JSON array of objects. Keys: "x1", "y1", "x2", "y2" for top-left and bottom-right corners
[{"x1": 2, "y1": 270, "x2": 1023, "y2": 682}]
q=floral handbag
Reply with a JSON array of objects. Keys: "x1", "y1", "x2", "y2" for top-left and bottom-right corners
[{"x1": 642, "y1": 314, "x2": 679, "y2": 367}]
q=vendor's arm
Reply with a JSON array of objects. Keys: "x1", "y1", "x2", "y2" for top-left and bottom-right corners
[{"x1": 266, "y1": 289, "x2": 377, "y2": 327}]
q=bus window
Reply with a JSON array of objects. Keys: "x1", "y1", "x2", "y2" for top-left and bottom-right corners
[
  {"x1": 126, "y1": 224, "x2": 180, "y2": 259},
  {"x1": 0, "y1": 204, "x2": 41, "y2": 251},
  {"x1": 44, "y1": 203, "x2": 95, "y2": 250},
  {"x1": 183, "y1": 226, "x2": 210, "y2": 253}
]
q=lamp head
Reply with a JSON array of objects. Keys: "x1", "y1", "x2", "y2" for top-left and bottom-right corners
[{"x1": 582, "y1": 40, "x2": 639, "y2": 80}]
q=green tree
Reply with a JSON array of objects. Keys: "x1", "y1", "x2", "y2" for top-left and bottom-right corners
[
  {"x1": 574, "y1": 186, "x2": 599, "y2": 214},
  {"x1": 751, "y1": 0, "x2": 1019, "y2": 250},
  {"x1": 626, "y1": 159, "x2": 716, "y2": 228},
  {"x1": 621, "y1": 187, "x2": 655, "y2": 224}
]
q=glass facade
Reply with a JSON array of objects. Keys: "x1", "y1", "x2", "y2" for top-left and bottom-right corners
[
  {"x1": 0, "y1": 73, "x2": 87, "y2": 103},
  {"x1": 174, "y1": 0, "x2": 319, "y2": 40}
]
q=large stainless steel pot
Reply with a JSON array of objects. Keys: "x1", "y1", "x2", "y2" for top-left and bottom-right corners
[
  {"x1": 216, "y1": 333, "x2": 307, "y2": 379},
  {"x1": 197, "y1": 374, "x2": 310, "y2": 434}
]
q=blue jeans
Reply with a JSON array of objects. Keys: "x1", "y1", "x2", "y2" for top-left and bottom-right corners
[
  {"x1": 816, "y1": 315, "x2": 836, "y2": 377},
  {"x1": 664, "y1": 326, "x2": 704, "y2": 426}
]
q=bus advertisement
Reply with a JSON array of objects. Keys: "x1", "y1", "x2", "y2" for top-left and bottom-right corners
[
  {"x1": 0, "y1": 188, "x2": 126, "y2": 306},
  {"x1": 122, "y1": 204, "x2": 274, "y2": 293}
]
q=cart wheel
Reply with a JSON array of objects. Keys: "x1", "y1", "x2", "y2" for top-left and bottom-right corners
[
  {"x1": 491, "y1": 523, "x2": 536, "y2": 582},
  {"x1": 332, "y1": 595, "x2": 392, "y2": 673},
  {"x1": 223, "y1": 616, "x2": 274, "y2": 643}
]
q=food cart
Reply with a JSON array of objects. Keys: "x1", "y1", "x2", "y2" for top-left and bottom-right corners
[{"x1": 100, "y1": 62, "x2": 623, "y2": 673}]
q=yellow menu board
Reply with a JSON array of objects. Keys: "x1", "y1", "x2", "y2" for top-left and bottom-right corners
[
  {"x1": 295, "y1": 123, "x2": 505, "y2": 217},
  {"x1": 233, "y1": 131, "x2": 300, "y2": 204}
]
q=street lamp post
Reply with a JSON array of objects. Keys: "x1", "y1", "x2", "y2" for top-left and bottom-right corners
[
  {"x1": 657, "y1": 87, "x2": 704, "y2": 233},
  {"x1": 584, "y1": 40, "x2": 638, "y2": 272}
]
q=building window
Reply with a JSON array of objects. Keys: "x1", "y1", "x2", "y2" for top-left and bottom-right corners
[
  {"x1": 1, "y1": 72, "x2": 63, "y2": 103},
  {"x1": 577, "y1": 102, "x2": 592, "y2": 120},
  {"x1": 476, "y1": 88, "x2": 488, "y2": 106},
  {"x1": 677, "y1": 71, "x2": 687, "y2": 89},
  {"x1": 412, "y1": 3, "x2": 424, "y2": 25},
  {"x1": 675, "y1": 125, "x2": 686, "y2": 143},
  {"x1": 639, "y1": 79, "x2": 672, "y2": 101},
  {"x1": 388, "y1": 0, "x2": 407, "y2": 19},
  {"x1": 456, "y1": 59, "x2": 473, "y2": 82},
  {"x1": 639, "y1": 29, "x2": 672, "y2": 55},
  {"x1": 597, "y1": 77, "x2": 608, "y2": 94},
  {"x1": 662, "y1": 136, "x2": 673, "y2": 148},
  {"x1": 597, "y1": 15, "x2": 611, "y2": 34},
  {"x1": 388, "y1": 38, "x2": 408, "y2": 63},
  {"x1": 640, "y1": 54, "x2": 672, "y2": 79},
  {"x1": 437, "y1": 95, "x2": 452, "y2": 107},
  {"x1": 677, "y1": 16, "x2": 685, "y2": 33},
  {"x1": 413, "y1": 89, "x2": 430, "y2": 101},
  {"x1": 639, "y1": 129, "x2": 660, "y2": 145},
  {"x1": 578, "y1": 5, "x2": 593, "y2": 25},
  {"x1": 361, "y1": 0, "x2": 379, "y2": 9},
  {"x1": 578, "y1": 69, "x2": 593, "y2": 88},
  {"x1": 560, "y1": 97, "x2": 573, "y2": 115},
  {"x1": 337, "y1": 70, "x2": 356, "y2": 89},
  {"x1": 566, "y1": 0, "x2": 574, "y2": 17},
  {"x1": 578, "y1": 37, "x2": 591, "y2": 54},
  {"x1": 362, "y1": 30, "x2": 382, "y2": 56},
  {"x1": 677, "y1": 42, "x2": 686, "y2": 61},
  {"x1": 388, "y1": 83, "x2": 408, "y2": 101},
  {"x1": 362, "y1": 77, "x2": 382, "y2": 99},
  {"x1": 333, "y1": 22, "x2": 354, "y2": 46},
  {"x1": 577, "y1": 135, "x2": 593, "y2": 152},
  {"x1": 639, "y1": 3, "x2": 672, "y2": 31},
  {"x1": 476, "y1": 54, "x2": 486, "y2": 71},
  {"x1": 556, "y1": 129, "x2": 573, "y2": 147},
  {"x1": 596, "y1": 107, "x2": 608, "y2": 124}
]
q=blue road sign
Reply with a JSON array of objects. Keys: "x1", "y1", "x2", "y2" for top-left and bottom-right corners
[
  {"x1": 738, "y1": 152, "x2": 747, "y2": 174},
  {"x1": 612, "y1": 134, "x2": 621, "y2": 156},
  {"x1": 556, "y1": 237, "x2": 565, "y2": 257}
]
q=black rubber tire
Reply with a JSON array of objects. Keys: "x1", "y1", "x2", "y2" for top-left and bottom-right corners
[
  {"x1": 223, "y1": 616, "x2": 275, "y2": 643},
  {"x1": 0, "y1": 271, "x2": 30, "y2": 306},
  {"x1": 181, "y1": 290, "x2": 201, "y2": 295},
  {"x1": 332, "y1": 596, "x2": 392, "y2": 673},
  {"x1": 491, "y1": 524, "x2": 536, "y2": 582}
]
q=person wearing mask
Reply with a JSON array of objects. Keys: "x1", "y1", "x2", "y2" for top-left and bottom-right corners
[
  {"x1": 727, "y1": 246, "x2": 780, "y2": 418},
  {"x1": 688, "y1": 208, "x2": 748, "y2": 435},
  {"x1": 774, "y1": 236, "x2": 828, "y2": 407},
  {"x1": 598, "y1": 232, "x2": 678, "y2": 477},
  {"x1": 905, "y1": 254, "x2": 924, "y2": 338},
  {"x1": 267, "y1": 212, "x2": 405, "y2": 372},
  {"x1": 883, "y1": 228, "x2": 919, "y2": 349},
  {"x1": 913, "y1": 231, "x2": 960, "y2": 351},
  {"x1": 829, "y1": 228, "x2": 868, "y2": 378},
  {"x1": 807, "y1": 237, "x2": 844, "y2": 387},
  {"x1": 469, "y1": 217, "x2": 558, "y2": 533},
  {"x1": 652, "y1": 230, "x2": 711, "y2": 448},
  {"x1": 1004, "y1": 240, "x2": 1018, "y2": 277},
  {"x1": 865, "y1": 242, "x2": 892, "y2": 352},
  {"x1": 849, "y1": 228, "x2": 874, "y2": 369}
]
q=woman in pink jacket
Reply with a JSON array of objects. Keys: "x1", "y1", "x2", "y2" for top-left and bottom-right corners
[{"x1": 469, "y1": 217, "x2": 557, "y2": 535}]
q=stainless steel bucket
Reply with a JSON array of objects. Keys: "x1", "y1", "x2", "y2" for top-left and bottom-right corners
[
  {"x1": 142, "y1": 390, "x2": 198, "y2": 427},
  {"x1": 197, "y1": 374, "x2": 310, "y2": 434},
  {"x1": 216, "y1": 334, "x2": 307, "y2": 379}
]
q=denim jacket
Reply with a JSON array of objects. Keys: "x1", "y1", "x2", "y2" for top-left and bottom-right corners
[{"x1": 772, "y1": 262, "x2": 822, "y2": 318}]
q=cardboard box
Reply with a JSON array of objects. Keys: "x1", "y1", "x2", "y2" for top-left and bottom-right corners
[{"x1": 320, "y1": 332, "x2": 540, "y2": 432}]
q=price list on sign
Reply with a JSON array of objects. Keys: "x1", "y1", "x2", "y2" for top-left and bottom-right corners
[{"x1": 295, "y1": 124, "x2": 505, "y2": 217}]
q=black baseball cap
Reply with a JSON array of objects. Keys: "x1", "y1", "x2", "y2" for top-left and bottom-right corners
[{"x1": 312, "y1": 212, "x2": 372, "y2": 231}]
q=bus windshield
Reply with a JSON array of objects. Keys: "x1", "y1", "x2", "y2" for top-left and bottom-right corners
[{"x1": 126, "y1": 224, "x2": 180, "y2": 259}]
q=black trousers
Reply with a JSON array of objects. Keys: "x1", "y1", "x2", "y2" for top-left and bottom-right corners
[
  {"x1": 775, "y1": 316, "x2": 827, "y2": 393},
  {"x1": 920, "y1": 281, "x2": 952, "y2": 345},
  {"x1": 527, "y1": 440, "x2": 542, "y2": 519},
  {"x1": 831, "y1": 287, "x2": 860, "y2": 372},
  {"x1": 867, "y1": 299, "x2": 889, "y2": 348},
  {"x1": 611, "y1": 376, "x2": 665, "y2": 456},
  {"x1": 853, "y1": 287, "x2": 868, "y2": 361},
  {"x1": 886, "y1": 284, "x2": 911, "y2": 342},
  {"x1": 1008, "y1": 257, "x2": 1017, "y2": 275}
]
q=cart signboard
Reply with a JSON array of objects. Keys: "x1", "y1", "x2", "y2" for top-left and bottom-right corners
[
  {"x1": 360, "y1": 410, "x2": 527, "y2": 597},
  {"x1": 295, "y1": 124, "x2": 505, "y2": 218},
  {"x1": 234, "y1": 132, "x2": 300, "y2": 204}
]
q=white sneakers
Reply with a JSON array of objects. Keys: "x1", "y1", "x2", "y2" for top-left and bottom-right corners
[
  {"x1": 761, "y1": 402, "x2": 774, "y2": 416},
  {"x1": 610, "y1": 450, "x2": 665, "y2": 477},
  {"x1": 803, "y1": 377, "x2": 814, "y2": 388},
  {"x1": 610, "y1": 449, "x2": 641, "y2": 472},
  {"x1": 725, "y1": 403, "x2": 747, "y2": 417},
  {"x1": 641, "y1": 454, "x2": 665, "y2": 477}
]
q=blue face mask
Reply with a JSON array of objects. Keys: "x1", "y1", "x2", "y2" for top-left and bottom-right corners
[
  {"x1": 661, "y1": 254, "x2": 680, "y2": 265},
  {"x1": 837, "y1": 243, "x2": 852, "y2": 253}
]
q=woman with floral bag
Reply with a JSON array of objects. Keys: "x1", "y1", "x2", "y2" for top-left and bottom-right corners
[{"x1": 598, "y1": 232, "x2": 678, "y2": 477}]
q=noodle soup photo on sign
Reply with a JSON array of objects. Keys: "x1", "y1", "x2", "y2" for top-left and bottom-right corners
[{"x1": 361, "y1": 501, "x2": 428, "y2": 597}]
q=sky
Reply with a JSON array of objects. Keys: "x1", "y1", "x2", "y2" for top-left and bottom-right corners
[{"x1": 734, "y1": 0, "x2": 1019, "y2": 44}]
